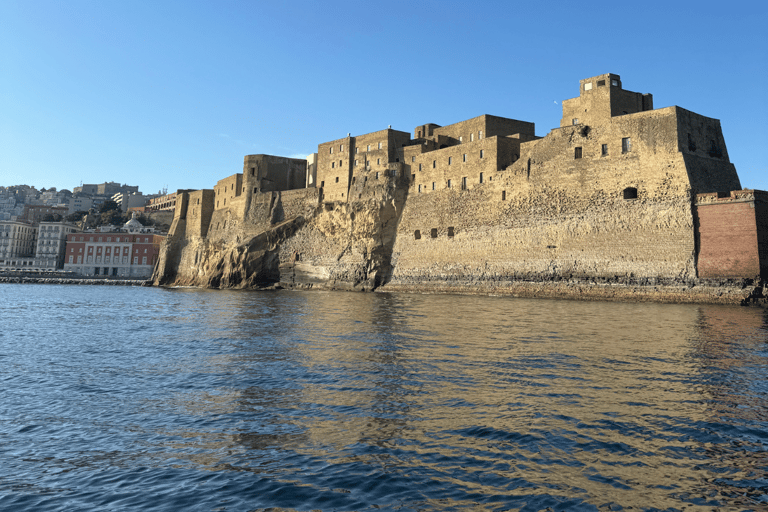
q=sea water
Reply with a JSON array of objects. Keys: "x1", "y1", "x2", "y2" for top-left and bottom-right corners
[{"x1": 1, "y1": 284, "x2": 767, "y2": 511}]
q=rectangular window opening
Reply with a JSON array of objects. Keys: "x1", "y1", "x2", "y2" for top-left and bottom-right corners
[
  {"x1": 574, "y1": 147, "x2": 582, "y2": 159},
  {"x1": 601, "y1": 144, "x2": 608, "y2": 156},
  {"x1": 447, "y1": 227, "x2": 454, "y2": 237},
  {"x1": 430, "y1": 228, "x2": 437, "y2": 238},
  {"x1": 622, "y1": 137, "x2": 632, "y2": 153}
]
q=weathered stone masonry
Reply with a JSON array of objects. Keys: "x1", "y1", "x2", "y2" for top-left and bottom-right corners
[{"x1": 153, "y1": 73, "x2": 767, "y2": 304}]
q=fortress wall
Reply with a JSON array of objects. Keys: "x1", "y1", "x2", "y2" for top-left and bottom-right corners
[
  {"x1": 673, "y1": 108, "x2": 740, "y2": 193},
  {"x1": 244, "y1": 154, "x2": 308, "y2": 192},
  {"x1": 410, "y1": 137, "x2": 517, "y2": 195},
  {"x1": 387, "y1": 108, "x2": 701, "y2": 288},
  {"x1": 214, "y1": 174, "x2": 243, "y2": 210},
  {"x1": 186, "y1": 189, "x2": 215, "y2": 239},
  {"x1": 695, "y1": 190, "x2": 768, "y2": 279},
  {"x1": 206, "y1": 206, "x2": 245, "y2": 243},
  {"x1": 431, "y1": 115, "x2": 535, "y2": 142},
  {"x1": 317, "y1": 137, "x2": 352, "y2": 203}
]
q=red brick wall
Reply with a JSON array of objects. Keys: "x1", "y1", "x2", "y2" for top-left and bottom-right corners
[{"x1": 696, "y1": 201, "x2": 760, "y2": 278}]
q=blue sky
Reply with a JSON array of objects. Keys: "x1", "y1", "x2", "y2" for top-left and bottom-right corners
[{"x1": 1, "y1": 0, "x2": 766, "y2": 194}]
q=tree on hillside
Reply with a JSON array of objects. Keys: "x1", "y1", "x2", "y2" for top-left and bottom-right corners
[
  {"x1": 100, "y1": 209, "x2": 125, "y2": 226},
  {"x1": 99, "y1": 200, "x2": 120, "y2": 213},
  {"x1": 66, "y1": 211, "x2": 87, "y2": 223}
]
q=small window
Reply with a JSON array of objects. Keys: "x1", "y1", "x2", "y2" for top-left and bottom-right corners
[
  {"x1": 329, "y1": 147, "x2": 333, "y2": 154},
  {"x1": 340, "y1": 144, "x2": 344, "y2": 151},
  {"x1": 320, "y1": 181, "x2": 324, "y2": 187},
  {"x1": 584, "y1": 82, "x2": 592, "y2": 91},
  {"x1": 432, "y1": 182, "x2": 435, "y2": 190},
  {"x1": 574, "y1": 147, "x2": 582, "y2": 159},
  {"x1": 376, "y1": 172, "x2": 380, "y2": 179},
  {"x1": 377, "y1": 158, "x2": 381, "y2": 165},
  {"x1": 448, "y1": 157, "x2": 452, "y2": 165},
  {"x1": 572, "y1": 118, "x2": 579, "y2": 125},
  {"x1": 462, "y1": 153, "x2": 467, "y2": 162},
  {"x1": 447, "y1": 179, "x2": 451, "y2": 188},
  {"x1": 432, "y1": 160, "x2": 436, "y2": 168},
  {"x1": 339, "y1": 160, "x2": 342, "y2": 166},
  {"x1": 378, "y1": 142, "x2": 382, "y2": 149},
  {"x1": 411, "y1": 156, "x2": 415, "y2": 162},
  {"x1": 597, "y1": 79, "x2": 606, "y2": 86},
  {"x1": 332, "y1": 162, "x2": 335, "y2": 168},
  {"x1": 502, "y1": 191, "x2": 506, "y2": 200},
  {"x1": 411, "y1": 173, "x2": 415, "y2": 182},
  {"x1": 430, "y1": 228, "x2": 438, "y2": 238},
  {"x1": 447, "y1": 227, "x2": 454, "y2": 237},
  {"x1": 419, "y1": 164, "x2": 422, "y2": 172},
  {"x1": 254, "y1": 187, "x2": 258, "y2": 193},
  {"x1": 708, "y1": 140, "x2": 722, "y2": 158},
  {"x1": 459, "y1": 136, "x2": 463, "y2": 142},
  {"x1": 622, "y1": 137, "x2": 631, "y2": 153},
  {"x1": 354, "y1": 159, "x2": 358, "y2": 166},
  {"x1": 461, "y1": 177, "x2": 467, "y2": 190},
  {"x1": 601, "y1": 144, "x2": 608, "y2": 156},
  {"x1": 367, "y1": 144, "x2": 371, "y2": 151},
  {"x1": 470, "y1": 133, "x2": 474, "y2": 142},
  {"x1": 251, "y1": 167, "x2": 255, "y2": 176},
  {"x1": 611, "y1": 79, "x2": 618, "y2": 86},
  {"x1": 479, "y1": 172, "x2": 484, "y2": 184},
  {"x1": 355, "y1": 147, "x2": 359, "y2": 153},
  {"x1": 479, "y1": 130, "x2": 483, "y2": 139},
  {"x1": 418, "y1": 184, "x2": 422, "y2": 193},
  {"x1": 480, "y1": 149, "x2": 484, "y2": 158},
  {"x1": 623, "y1": 187, "x2": 638, "y2": 199},
  {"x1": 335, "y1": 177, "x2": 339, "y2": 183},
  {"x1": 414, "y1": 230, "x2": 421, "y2": 240}
]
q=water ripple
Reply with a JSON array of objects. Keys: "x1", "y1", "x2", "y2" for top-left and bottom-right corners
[{"x1": 1, "y1": 284, "x2": 767, "y2": 510}]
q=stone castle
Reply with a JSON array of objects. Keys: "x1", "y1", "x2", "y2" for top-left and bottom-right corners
[{"x1": 153, "y1": 73, "x2": 767, "y2": 304}]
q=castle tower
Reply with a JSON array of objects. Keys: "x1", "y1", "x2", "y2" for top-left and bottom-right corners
[{"x1": 560, "y1": 73, "x2": 653, "y2": 128}]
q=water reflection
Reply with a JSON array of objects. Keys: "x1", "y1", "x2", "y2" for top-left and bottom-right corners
[
  {"x1": 2, "y1": 284, "x2": 767, "y2": 511},
  {"x1": 142, "y1": 290, "x2": 768, "y2": 509}
]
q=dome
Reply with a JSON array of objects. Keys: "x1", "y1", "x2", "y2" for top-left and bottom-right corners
[{"x1": 123, "y1": 212, "x2": 143, "y2": 232}]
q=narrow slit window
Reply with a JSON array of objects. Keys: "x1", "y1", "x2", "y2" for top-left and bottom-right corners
[
  {"x1": 430, "y1": 228, "x2": 438, "y2": 238},
  {"x1": 502, "y1": 190, "x2": 506, "y2": 200},
  {"x1": 622, "y1": 137, "x2": 631, "y2": 153},
  {"x1": 414, "y1": 230, "x2": 421, "y2": 240},
  {"x1": 461, "y1": 177, "x2": 467, "y2": 190},
  {"x1": 601, "y1": 144, "x2": 608, "y2": 156}
]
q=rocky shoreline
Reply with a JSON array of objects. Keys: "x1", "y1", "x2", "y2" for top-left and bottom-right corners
[{"x1": 377, "y1": 278, "x2": 767, "y2": 307}]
